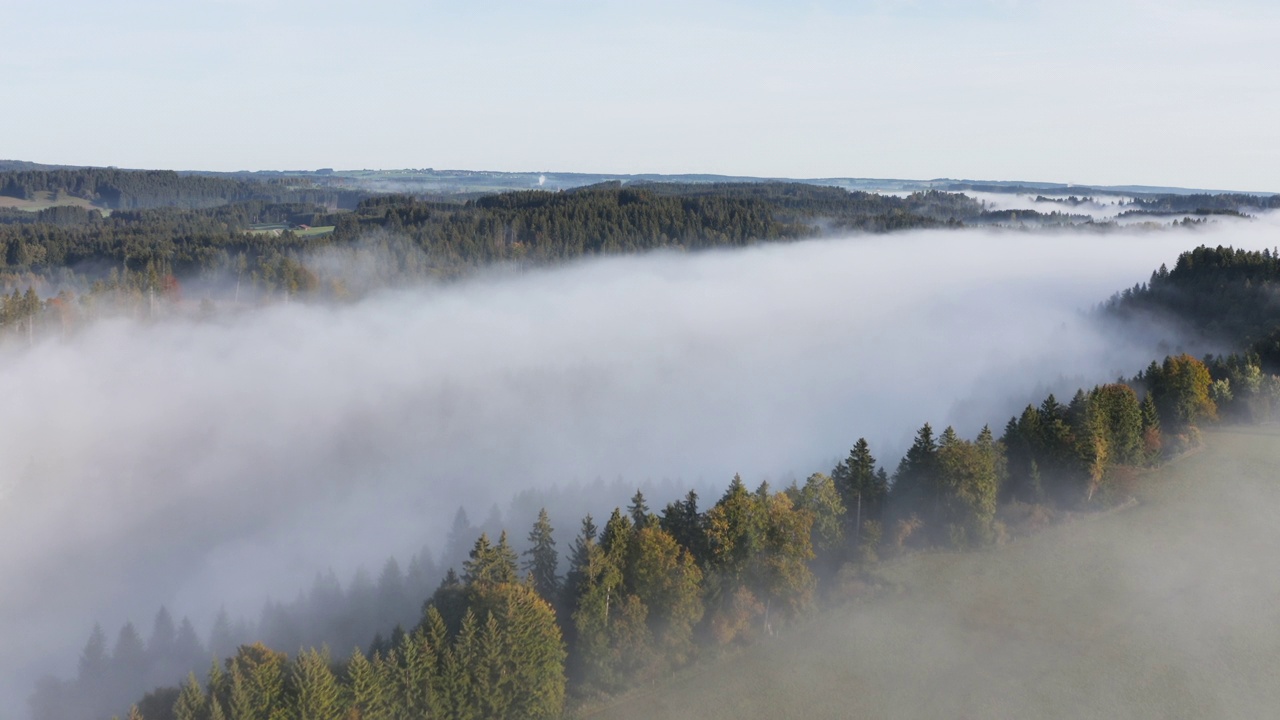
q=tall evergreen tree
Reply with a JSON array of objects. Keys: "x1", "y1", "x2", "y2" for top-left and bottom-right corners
[
  {"x1": 522, "y1": 508, "x2": 561, "y2": 602},
  {"x1": 831, "y1": 438, "x2": 887, "y2": 526},
  {"x1": 628, "y1": 526, "x2": 705, "y2": 667},
  {"x1": 344, "y1": 648, "x2": 389, "y2": 720},
  {"x1": 627, "y1": 490, "x2": 652, "y2": 529},
  {"x1": 786, "y1": 473, "x2": 846, "y2": 558},
  {"x1": 890, "y1": 423, "x2": 939, "y2": 521},
  {"x1": 288, "y1": 648, "x2": 342, "y2": 720},
  {"x1": 659, "y1": 490, "x2": 707, "y2": 563},
  {"x1": 173, "y1": 672, "x2": 205, "y2": 720}
]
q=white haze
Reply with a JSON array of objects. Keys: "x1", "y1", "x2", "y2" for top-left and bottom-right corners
[
  {"x1": 3, "y1": 217, "x2": 1278, "y2": 712},
  {"x1": 965, "y1": 191, "x2": 1134, "y2": 220}
]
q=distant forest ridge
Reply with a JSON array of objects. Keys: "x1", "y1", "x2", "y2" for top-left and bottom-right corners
[
  {"x1": 1, "y1": 159, "x2": 1274, "y2": 198},
  {"x1": 0, "y1": 166, "x2": 1277, "y2": 330}
]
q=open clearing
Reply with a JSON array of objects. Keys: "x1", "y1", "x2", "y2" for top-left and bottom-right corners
[
  {"x1": 600, "y1": 426, "x2": 1280, "y2": 720},
  {"x1": 0, "y1": 191, "x2": 103, "y2": 212},
  {"x1": 246, "y1": 224, "x2": 335, "y2": 237}
]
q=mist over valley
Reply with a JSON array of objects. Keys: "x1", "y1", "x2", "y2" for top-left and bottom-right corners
[{"x1": 3, "y1": 182, "x2": 1280, "y2": 717}]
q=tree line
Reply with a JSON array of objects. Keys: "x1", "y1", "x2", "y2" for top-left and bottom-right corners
[
  {"x1": 3, "y1": 182, "x2": 1273, "y2": 331},
  {"x1": 1102, "y1": 245, "x2": 1280, "y2": 370},
  {"x1": 0, "y1": 168, "x2": 364, "y2": 211}
]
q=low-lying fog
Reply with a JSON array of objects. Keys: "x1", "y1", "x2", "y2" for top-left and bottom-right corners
[
  {"x1": 965, "y1": 190, "x2": 1135, "y2": 220},
  {"x1": 2, "y1": 215, "x2": 1276, "y2": 712}
]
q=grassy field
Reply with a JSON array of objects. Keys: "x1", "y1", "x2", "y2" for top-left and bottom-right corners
[
  {"x1": 246, "y1": 225, "x2": 335, "y2": 237},
  {"x1": 295, "y1": 225, "x2": 335, "y2": 237},
  {"x1": 0, "y1": 191, "x2": 104, "y2": 212},
  {"x1": 598, "y1": 425, "x2": 1280, "y2": 720}
]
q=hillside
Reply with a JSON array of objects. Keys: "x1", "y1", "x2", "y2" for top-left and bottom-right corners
[{"x1": 597, "y1": 426, "x2": 1280, "y2": 720}]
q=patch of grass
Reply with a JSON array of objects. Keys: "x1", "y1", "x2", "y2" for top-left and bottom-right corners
[
  {"x1": 0, "y1": 191, "x2": 106, "y2": 213},
  {"x1": 598, "y1": 426, "x2": 1280, "y2": 720},
  {"x1": 246, "y1": 224, "x2": 334, "y2": 237},
  {"x1": 294, "y1": 225, "x2": 334, "y2": 237}
]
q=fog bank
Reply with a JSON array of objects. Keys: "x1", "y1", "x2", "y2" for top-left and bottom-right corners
[{"x1": 3, "y1": 217, "x2": 1276, "y2": 711}]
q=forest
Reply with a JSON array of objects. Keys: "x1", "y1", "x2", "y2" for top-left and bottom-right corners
[
  {"x1": 24, "y1": 240, "x2": 1280, "y2": 720},
  {"x1": 1102, "y1": 245, "x2": 1280, "y2": 369},
  {"x1": 2, "y1": 166, "x2": 1276, "y2": 324}
]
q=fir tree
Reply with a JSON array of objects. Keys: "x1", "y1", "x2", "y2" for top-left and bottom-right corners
[
  {"x1": 522, "y1": 508, "x2": 561, "y2": 602},
  {"x1": 627, "y1": 490, "x2": 652, "y2": 529},
  {"x1": 288, "y1": 648, "x2": 342, "y2": 720}
]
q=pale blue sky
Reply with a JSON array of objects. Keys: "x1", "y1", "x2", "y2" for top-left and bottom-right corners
[{"x1": 2, "y1": 0, "x2": 1277, "y2": 190}]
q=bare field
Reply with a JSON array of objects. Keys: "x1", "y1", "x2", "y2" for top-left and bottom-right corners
[{"x1": 598, "y1": 426, "x2": 1280, "y2": 720}]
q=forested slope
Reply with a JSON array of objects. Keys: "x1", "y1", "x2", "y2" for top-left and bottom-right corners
[
  {"x1": 40, "y1": 314, "x2": 1280, "y2": 719},
  {"x1": 1103, "y1": 245, "x2": 1280, "y2": 369},
  {"x1": 598, "y1": 425, "x2": 1280, "y2": 720}
]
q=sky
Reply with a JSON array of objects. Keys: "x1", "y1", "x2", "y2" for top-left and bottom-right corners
[{"x1": 1, "y1": 0, "x2": 1278, "y2": 190}]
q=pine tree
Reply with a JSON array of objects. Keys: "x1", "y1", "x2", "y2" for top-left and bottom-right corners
[
  {"x1": 493, "y1": 531, "x2": 519, "y2": 584},
  {"x1": 462, "y1": 534, "x2": 494, "y2": 586},
  {"x1": 754, "y1": 490, "x2": 817, "y2": 618},
  {"x1": 204, "y1": 660, "x2": 228, "y2": 720},
  {"x1": 209, "y1": 608, "x2": 235, "y2": 661},
  {"x1": 629, "y1": 526, "x2": 704, "y2": 667},
  {"x1": 627, "y1": 490, "x2": 652, "y2": 529},
  {"x1": 375, "y1": 557, "x2": 406, "y2": 631},
  {"x1": 174, "y1": 673, "x2": 206, "y2": 720},
  {"x1": 226, "y1": 643, "x2": 286, "y2": 720},
  {"x1": 704, "y1": 474, "x2": 765, "y2": 581},
  {"x1": 391, "y1": 627, "x2": 437, "y2": 718},
  {"x1": 599, "y1": 509, "x2": 634, "y2": 570},
  {"x1": 891, "y1": 423, "x2": 939, "y2": 519},
  {"x1": 786, "y1": 474, "x2": 844, "y2": 566},
  {"x1": 659, "y1": 490, "x2": 706, "y2": 563},
  {"x1": 934, "y1": 428, "x2": 1000, "y2": 547},
  {"x1": 563, "y1": 514, "x2": 598, "y2": 606},
  {"x1": 288, "y1": 648, "x2": 342, "y2": 720},
  {"x1": 522, "y1": 508, "x2": 561, "y2": 602},
  {"x1": 568, "y1": 541, "x2": 625, "y2": 691},
  {"x1": 146, "y1": 607, "x2": 177, "y2": 665},
  {"x1": 831, "y1": 438, "x2": 886, "y2": 524},
  {"x1": 345, "y1": 648, "x2": 389, "y2": 720},
  {"x1": 485, "y1": 583, "x2": 567, "y2": 719},
  {"x1": 423, "y1": 607, "x2": 463, "y2": 718},
  {"x1": 77, "y1": 623, "x2": 110, "y2": 694},
  {"x1": 111, "y1": 621, "x2": 147, "y2": 707},
  {"x1": 428, "y1": 568, "x2": 468, "y2": 635},
  {"x1": 174, "y1": 618, "x2": 206, "y2": 674}
]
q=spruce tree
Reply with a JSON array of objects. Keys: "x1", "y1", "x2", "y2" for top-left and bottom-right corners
[
  {"x1": 462, "y1": 534, "x2": 494, "y2": 586},
  {"x1": 493, "y1": 531, "x2": 519, "y2": 584},
  {"x1": 345, "y1": 648, "x2": 390, "y2": 720},
  {"x1": 288, "y1": 648, "x2": 342, "y2": 720},
  {"x1": 563, "y1": 514, "x2": 598, "y2": 606},
  {"x1": 627, "y1": 490, "x2": 652, "y2": 529},
  {"x1": 173, "y1": 673, "x2": 205, "y2": 720},
  {"x1": 522, "y1": 508, "x2": 561, "y2": 601},
  {"x1": 659, "y1": 490, "x2": 706, "y2": 563}
]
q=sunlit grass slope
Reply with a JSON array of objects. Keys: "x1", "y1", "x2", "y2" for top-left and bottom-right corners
[{"x1": 599, "y1": 426, "x2": 1280, "y2": 720}]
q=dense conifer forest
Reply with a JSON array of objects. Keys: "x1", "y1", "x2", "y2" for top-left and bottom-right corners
[
  {"x1": 1, "y1": 166, "x2": 1276, "y2": 345},
  {"x1": 1103, "y1": 245, "x2": 1280, "y2": 369}
]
